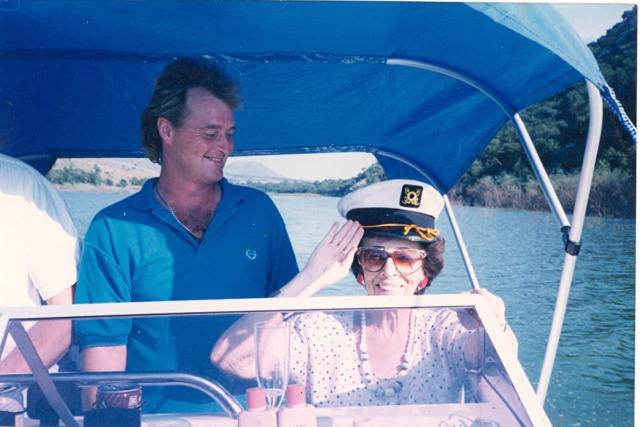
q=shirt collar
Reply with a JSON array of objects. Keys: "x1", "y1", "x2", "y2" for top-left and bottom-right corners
[
  {"x1": 129, "y1": 177, "x2": 244, "y2": 212},
  {"x1": 130, "y1": 177, "x2": 159, "y2": 211}
]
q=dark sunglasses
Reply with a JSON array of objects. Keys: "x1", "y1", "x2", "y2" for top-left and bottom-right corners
[{"x1": 356, "y1": 247, "x2": 427, "y2": 274}]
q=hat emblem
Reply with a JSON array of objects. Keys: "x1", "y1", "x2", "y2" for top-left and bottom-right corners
[{"x1": 400, "y1": 184, "x2": 422, "y2": 208}]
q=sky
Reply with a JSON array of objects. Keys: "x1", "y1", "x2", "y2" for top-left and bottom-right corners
[
  {"x1": 228, "y1": 3, "x2": 635, "y2": 181},
  {"x1": 553, "y1": 3, "x2": 634, "y2": 43}
]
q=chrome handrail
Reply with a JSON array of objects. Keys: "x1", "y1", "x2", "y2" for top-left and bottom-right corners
[{"x1": 0, "y1": 371, "x2": 243, "y2": 419}]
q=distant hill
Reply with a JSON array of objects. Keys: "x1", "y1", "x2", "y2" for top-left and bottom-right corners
[
  {"x1": 225, "y1": 160, "x2": 285, "y2": 183},
  {"x1": 243, "y1": 163, "x2": 387, "y2": 197}
]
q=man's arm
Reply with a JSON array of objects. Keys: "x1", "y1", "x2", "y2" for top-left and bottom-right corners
[
  {"x1": 81, "y1": 345, "x2": 127, "y2": 410},
  {"x1": 0, "y1": 286, "x2": 74, "y2": 374},
  {"x1": 74, "y1": 215, "x2": 134, "y2": 409}
]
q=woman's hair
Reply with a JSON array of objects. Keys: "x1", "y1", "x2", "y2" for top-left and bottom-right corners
[
  {"x1": 140, "y1": 57, "x2": 242, "y2": 164},
  {"x1": 351, "y1": 231, "x2": 445, "y2": 295}
]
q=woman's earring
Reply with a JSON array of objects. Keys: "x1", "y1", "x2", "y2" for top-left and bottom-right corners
[
  {"x1": 417, "y1": 277, "x2": 429, "y2": 290},
  {"x1": 357, "y1": 273, "x2": 365, "y2": 286}
]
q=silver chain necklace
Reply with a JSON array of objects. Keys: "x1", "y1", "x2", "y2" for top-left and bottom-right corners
[{"x1": 154, "y1": 183, "x2": 198, "y2": 238}]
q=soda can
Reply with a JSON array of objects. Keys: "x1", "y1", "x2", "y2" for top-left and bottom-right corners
[{"x1": 95, "y1": 383, "x2": 142, "y2": 410}]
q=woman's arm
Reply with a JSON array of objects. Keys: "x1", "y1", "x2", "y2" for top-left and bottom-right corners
[{"x1": 210, "y1": 221, "x2": 363, "y2": 379}]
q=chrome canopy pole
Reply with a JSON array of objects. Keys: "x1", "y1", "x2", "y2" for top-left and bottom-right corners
[
  {"x1": 443, "y1": 195, "x2": 481, "y2": 290},
  {"x1": 536, "y1": 81, "x2": 604, "y2": 403},
  {"x1": 512, "y1": 113, "x2": 571, "y2": 230}
]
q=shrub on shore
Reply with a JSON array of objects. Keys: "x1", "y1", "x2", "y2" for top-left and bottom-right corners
[
  {"x1": 450, "y1": 168, "x2": 634, "y2": 218},
  {"x1": 47, "y1": 164, "x2": 148, "y2": 189}
]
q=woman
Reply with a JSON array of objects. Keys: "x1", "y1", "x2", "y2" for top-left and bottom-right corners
[{"x1": 211, "y1": 179, "x2": 515, "y2": 406}]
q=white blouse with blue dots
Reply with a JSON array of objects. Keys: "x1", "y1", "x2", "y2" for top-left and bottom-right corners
[{"x1": 288, "y1": 308, "x2": 473, "y2": 407}]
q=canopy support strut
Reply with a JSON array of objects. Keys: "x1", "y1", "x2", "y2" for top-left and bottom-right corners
[
  {"x1": 512, "y1": 114, "x2": 571, "y2": 230},
  {"x1": 375, "y1": 149, "x2": 481, "y2": 290},
  {"x1": 443, "y1": 195, "x2": 481, "y2": 290},
  {"x1": 536, "y1": 81, "x2": 603, "y2": 403}
]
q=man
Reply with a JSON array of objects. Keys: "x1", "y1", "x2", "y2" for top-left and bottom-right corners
[
  {"x1": 74, "y1": 57, "x2": 299, "y2": 413},
  {"x1": 0, "y1": 153, "x2": 78, "y2": 373}
]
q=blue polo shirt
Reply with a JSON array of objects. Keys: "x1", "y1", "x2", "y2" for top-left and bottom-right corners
[{"x1": 74, "y1": 178, "x2": 298, "y2": 411}]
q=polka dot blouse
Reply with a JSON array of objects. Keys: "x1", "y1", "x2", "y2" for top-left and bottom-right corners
[{"x1": 288, "y1": 308, "x2": 473, "y2": 407}]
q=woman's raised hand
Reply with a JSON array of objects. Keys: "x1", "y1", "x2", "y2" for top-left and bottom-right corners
[{"x1": 300, "y1": 220, "x2": 364, "y2": 295}]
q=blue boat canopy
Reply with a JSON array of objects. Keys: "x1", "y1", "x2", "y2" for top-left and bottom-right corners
[{"x1": 0, "y1": 1, "x2": 634, "y2": 191}]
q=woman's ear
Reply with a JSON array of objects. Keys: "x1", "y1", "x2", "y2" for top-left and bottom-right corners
[
  {"x1": 357, "y1": 273, "x2": 365, "y2": 286},
  {"x1": 417, "y1": 277, "x2": 429, "y2": 291}
]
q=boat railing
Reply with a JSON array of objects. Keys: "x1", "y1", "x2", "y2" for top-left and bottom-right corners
[{"x1": 0, "y1": 371, "x2": 243, "y2": 417}]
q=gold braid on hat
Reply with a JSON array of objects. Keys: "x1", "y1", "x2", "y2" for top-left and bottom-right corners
[{"x1": 361, "y1": 223, "x2": 439, "y2": 241}]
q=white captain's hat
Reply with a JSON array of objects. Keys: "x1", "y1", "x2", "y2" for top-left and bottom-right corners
[{"x1": 337, "y1": 179, "x2": 444, "y2": 242}]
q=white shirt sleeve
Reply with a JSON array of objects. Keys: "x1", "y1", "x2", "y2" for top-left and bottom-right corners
[
  {"x1": 26, "y1": 170, "x2": 79, "y2": 301},
  {"x1": 0, "y1": 155, "x2": 79, "y2": 304}
]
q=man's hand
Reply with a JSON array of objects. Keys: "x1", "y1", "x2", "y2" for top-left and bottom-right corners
[{"x1": 81, "y1": 345, "x2": 127, "y2": 410}]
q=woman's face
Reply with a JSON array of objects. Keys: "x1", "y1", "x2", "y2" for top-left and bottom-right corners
[{"x1": 358, "y1": 236, "x2": 427, "y2": 297}]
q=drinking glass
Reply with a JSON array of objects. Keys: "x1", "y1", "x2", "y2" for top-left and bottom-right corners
[{"x1": 254, "y1": 321, "x2": 290, "y2": 408}]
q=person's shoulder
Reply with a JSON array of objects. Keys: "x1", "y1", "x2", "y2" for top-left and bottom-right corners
[
  {"x1": 0, "y1": 155, "x2": 75, "y2": 222},
  {"x1": 87, "y1": 189, "x2": 146, "y2": 233},
  {"x1": 0, "y1": 154, "x2": 52, "y2": 192},
  {"x1": 0, "y1": 153, "x2": 38, "y2": 172},
  {"x1": 96, "y1": 192, "x2": 139, "y2": 215}
]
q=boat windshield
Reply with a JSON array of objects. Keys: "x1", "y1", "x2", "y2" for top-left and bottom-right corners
[{"x1": 0, "y1": 296, "x2": 542, "y2": 426}]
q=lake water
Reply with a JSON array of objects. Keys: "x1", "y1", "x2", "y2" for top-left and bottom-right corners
[{"x1": 61, "y1": 190, "x2": 635, "y2": 426}]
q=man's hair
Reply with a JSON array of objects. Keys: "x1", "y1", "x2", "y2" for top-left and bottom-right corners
[
  {"x1": 351, "y1": 232, "x2": 445, "y2": 295},
  {"x1": 141, "y1": 57, "x2": 241, "y2": 164}
]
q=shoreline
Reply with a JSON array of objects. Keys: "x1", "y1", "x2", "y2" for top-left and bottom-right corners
[
  {"x1": 54, "y1": 183, "x2": 635, "y2": 219},
  {"x1": 56, "y1": 183, "x2": 142, "y2": 193},
  {"x1": 54, "y1": 183, "x2": 317, "y2": 198}
]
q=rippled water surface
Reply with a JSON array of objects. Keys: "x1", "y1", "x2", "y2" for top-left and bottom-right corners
[{"x1": 62, "y1": 191, "x2": 635, "y2": 426}]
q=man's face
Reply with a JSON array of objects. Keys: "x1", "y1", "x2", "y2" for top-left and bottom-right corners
[{"x1": 162, "y1": 87, "x2": 235, "y2": 186}]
